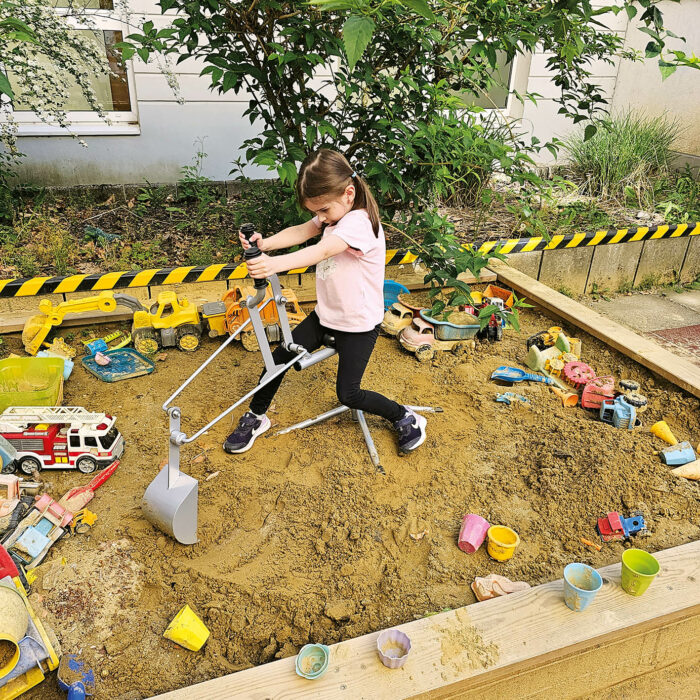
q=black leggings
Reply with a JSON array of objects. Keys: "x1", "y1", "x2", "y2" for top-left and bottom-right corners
[{"x1": 249, "y1": 311, "x2": 405, "y2": 422}]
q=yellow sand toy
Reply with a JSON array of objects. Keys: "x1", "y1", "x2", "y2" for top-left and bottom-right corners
[
  {"x1": 22, "y1": 291, "x2": 145, "y2": 355},
  {"x1": 132, "y1": 291, "x2": 203, "y2": 353}
]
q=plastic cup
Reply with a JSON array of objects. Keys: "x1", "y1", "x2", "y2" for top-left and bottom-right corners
[
  {"x1": 621, "y1": 549, "x2": 660, "y2": 596},
  {"x1": 486, "y1": 526, "x2": 520, "y2": 562},
  {"x1": 458, "y1": 514, "x2": 490, "y2": 553},
  {"x1": 376, "y1": 629, "x2": 411, "y2": 669},
  {"x1": 563, "y1": 563, "x2": 603, "y2": 612},
  {"x1": 295, "y1": 644, "x2": 330, "y2": 679}
]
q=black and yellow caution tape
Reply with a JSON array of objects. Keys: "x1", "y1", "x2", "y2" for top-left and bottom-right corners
[{"x1": 1, "y1": 221, "x2": 697, "y2": 299}]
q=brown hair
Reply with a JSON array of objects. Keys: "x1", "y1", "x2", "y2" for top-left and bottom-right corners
[{"x1": 296, "y1": 149, "x2": 381, "y2": 237}]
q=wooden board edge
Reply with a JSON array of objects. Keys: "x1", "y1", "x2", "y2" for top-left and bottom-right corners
[
  {"x1": 491, "y1": 260, "x2": 700, "y2": 399},
  {"x1": 417, "y1": 604, "x2": 700, "y2": 699},
  {"x1": 149, "y1": 540, "x2": 700, "y2": 700}
]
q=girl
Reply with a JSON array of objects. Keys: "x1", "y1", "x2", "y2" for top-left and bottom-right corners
[{"x1": 223, "y1": 149, "x2": 427, "y2": 455}]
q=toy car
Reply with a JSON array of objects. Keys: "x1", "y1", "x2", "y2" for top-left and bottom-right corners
[
  {"x1": 380, "y1": 302, "x2": 414, "y2": 336},
  {"x1": 398, "y1": 317, "x2": 476, "y2": 362}
]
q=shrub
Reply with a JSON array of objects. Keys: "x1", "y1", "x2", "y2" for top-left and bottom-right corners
[{"x1": 563, "y1": 111, "x2": 681, "y2": 207}]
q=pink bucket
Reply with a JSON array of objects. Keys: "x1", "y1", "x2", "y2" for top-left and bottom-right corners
[{"x1": 458, "y1": 514, "x2": 490, "y2": 554}]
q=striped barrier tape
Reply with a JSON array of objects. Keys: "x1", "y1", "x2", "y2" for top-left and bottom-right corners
[{"x1": 0, "y1": 221, "x2": 697, "y2": 299}]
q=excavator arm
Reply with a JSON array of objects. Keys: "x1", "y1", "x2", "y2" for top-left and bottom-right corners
[{"x1": 22, "y1": 291, "x2": 146, "y2": 355}]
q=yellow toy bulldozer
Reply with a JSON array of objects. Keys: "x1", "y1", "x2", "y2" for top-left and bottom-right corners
[{"x1": 132, "y1": 290, "x2": 203, "y2": 353}]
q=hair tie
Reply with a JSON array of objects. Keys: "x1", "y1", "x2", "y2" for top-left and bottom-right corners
[{"x1": 351, "y1": 170, "x2": 357, "y2": 178}]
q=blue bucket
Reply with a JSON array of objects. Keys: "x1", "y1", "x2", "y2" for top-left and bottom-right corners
[
  {"x1": 418, "y1": 309, "x2": 480, "y2": 341},
  {"x1": 383, "y1": 281, "x2": 410, "y2": 310},
  {"x1": 563, "y1": 563, "x2": 603, "y2": 612}
]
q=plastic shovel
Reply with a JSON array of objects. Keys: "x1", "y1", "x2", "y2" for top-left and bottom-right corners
[{"x1": 491, "y1": 366, "x2": 554, "y2": 385}]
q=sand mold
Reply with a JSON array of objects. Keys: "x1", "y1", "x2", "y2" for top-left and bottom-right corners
[{"x1": 8, "y1": 301, "x2": 699, "y2": 699}]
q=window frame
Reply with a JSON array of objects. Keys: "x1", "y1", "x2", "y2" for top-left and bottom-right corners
[{"x1": 7, "y1": 8, "x2": 140, "y2": 136}]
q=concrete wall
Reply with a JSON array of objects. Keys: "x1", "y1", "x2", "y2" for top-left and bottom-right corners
[{"x1": 610, "y1": 0, "x2": 700, "y2": 161}]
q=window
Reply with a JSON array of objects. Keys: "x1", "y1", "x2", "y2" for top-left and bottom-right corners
[
  {"x1": 452, "y1": 43, "x2": 514, "y2": 111},
  {"x1": 70, "y1": 436, "x2": 80, "y2": 447},
  {"x1": 5, "y1": 2, "x2": 139, "y2": 135},
  {"x1": 85, "y1": 437, "x2": 98, "y2": 447}
]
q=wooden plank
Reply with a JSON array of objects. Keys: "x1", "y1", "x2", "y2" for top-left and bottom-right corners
[
  {"x1": 152, "y1": 540, "x2": 700, "y2": 700},
  {"x1": 0, "y1": 310, "x2": 134, "y2": 335},
  {"x1": 491, "y1": 260, "x2": 700, "y2": 399}
]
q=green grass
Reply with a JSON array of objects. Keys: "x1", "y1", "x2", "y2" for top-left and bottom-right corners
[
  {"x1": 564, "y1": 111, "x2": 681, "y2": 208},
  {"x1": 557, "y1": 286, "x2": 575, "y2": 298}
]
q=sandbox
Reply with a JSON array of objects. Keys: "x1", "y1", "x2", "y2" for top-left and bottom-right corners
[{"x1": 6, "y1": 277, "x2": 698, "y2": 700}]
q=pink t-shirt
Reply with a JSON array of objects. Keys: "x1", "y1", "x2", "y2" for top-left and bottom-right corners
[{"x1": 311, "y1": 209, "x2": 385, "y2": 332}]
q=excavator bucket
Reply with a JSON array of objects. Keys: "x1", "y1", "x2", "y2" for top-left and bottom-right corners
[{"x1": 22, "y1": 314, "x2": 52, "y2": 355}]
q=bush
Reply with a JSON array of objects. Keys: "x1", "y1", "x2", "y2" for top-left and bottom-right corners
[{"x1": 563, "y1": 111, "x2": 681, "y2": 207}]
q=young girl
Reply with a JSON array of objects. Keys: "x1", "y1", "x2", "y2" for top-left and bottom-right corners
[{"x1": 223, "y1": 149, "x2": 427, "y2": 455}]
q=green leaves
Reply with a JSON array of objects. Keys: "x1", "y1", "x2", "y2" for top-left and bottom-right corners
[
  {"x1": 400, "y1": 0, "x2": 435, "y2": 21},
  {"x1": 342, "y1": 15, "x2": 375, "y2": 70},
  {"x1": 0, "y1": 72, "x2": 13, "y2": 99}
]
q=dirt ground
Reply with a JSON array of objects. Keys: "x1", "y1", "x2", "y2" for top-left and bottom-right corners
[{"x1": 7, "y1": 298, "x2": 699, "y2": 699}]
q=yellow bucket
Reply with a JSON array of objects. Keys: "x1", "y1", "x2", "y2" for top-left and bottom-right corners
[
  {"x1": 163, "y1": 604, "x2": 210, "y2": 651},
  {"x1": 487, "y1": 526, "x2": 520, "y2": 562}
]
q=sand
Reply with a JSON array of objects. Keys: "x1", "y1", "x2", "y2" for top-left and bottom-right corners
[{"x1": 7, "y1": 301, "x2": 698, "y2": 699}]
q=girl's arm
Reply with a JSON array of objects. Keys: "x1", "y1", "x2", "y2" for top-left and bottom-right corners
[
  {"x1": 247, "y1": 234, "x2": 348, "y2": 278},
  {"x1": 256, "y1": 219, "x2": 321, "y2": 252}
]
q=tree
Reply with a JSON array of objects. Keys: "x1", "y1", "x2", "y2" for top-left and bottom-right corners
[{"x1": 120, "y1": 1, "x2": 697, "y2": 323}]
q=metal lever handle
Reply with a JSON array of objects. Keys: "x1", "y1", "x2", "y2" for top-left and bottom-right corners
[{"x1": 240, "y1": 223, "x2": 267, "y2": 290}]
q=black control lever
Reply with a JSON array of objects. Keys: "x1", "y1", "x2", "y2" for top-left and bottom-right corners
[{"x1": 240, "y1": 222, "x2": 268, "y2": 290}]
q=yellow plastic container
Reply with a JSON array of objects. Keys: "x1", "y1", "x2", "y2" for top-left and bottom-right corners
[
  {"x1": 486, "y1": 526, "x2": 520, "y2": 562},
  {"x1": 0, "y1": 357, "x2": 64, "y2": 413},
  {"x1": 163, "y1": 604, "x2": 210, "y2": 651}
]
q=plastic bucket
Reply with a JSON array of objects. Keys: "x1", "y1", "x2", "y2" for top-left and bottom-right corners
[
  {"x1": 458, "y1": 514, "x2": 490, "y2": 554},
  {"x1": 486, "y1": 526, "x2": 520, "y2": 561},
  {"x1": 563, "y1": 563, "x2": 603, "y2": 612},
  {"x1": 295, "y1": 644, "x2": 330, "y2": 679},
  {"x1": 163, "y1": 604, "x2": 210, "y2": 651},
  {"x1": 621, "y1": 549, "x2": 660, "y2": 596},
  {"x1": 0, "y1": 582, "x2": 29, "y2": 679}
]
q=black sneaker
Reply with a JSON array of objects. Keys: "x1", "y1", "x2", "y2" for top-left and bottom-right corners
[
  {"x1": 223, "y1": 412, "x2": 271, "y2": 454},
  {"x1": 393, "y1": 408, "x2": 427, "y2": 454}
]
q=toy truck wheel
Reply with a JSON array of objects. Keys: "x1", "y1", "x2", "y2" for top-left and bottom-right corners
[
  {"x1": 19, "y1": 456, "x2": 41, "y2": 475},
  {"x1": 133, "y1": 328, "x2": 159, "y2": 354},
  {"x1": 241, "y1": 330, "x2": 260, "y2": 352},
  {"x1": 176, "y1": 324, "x2": 201, "y2": 352},
  {"x1": 415, "y1": 344, "x2": 434, "y2": 363},
  {"x1": 1, "y1": 458, "x2": 17, "y2": 474},
  {"x1": 76, "y1": 456, "x2": 98, "y2": 474}
]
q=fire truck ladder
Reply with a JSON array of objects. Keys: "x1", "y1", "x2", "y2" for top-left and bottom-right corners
[{"x1": 0, "y1": 406, "x2": 108, "y2": 427}]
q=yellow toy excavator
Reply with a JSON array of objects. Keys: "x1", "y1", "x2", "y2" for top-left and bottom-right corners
[{"x1": 22, "y1": 291, "x2": 146, "y2": 355}]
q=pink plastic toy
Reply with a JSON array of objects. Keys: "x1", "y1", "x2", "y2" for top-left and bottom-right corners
[{"x1": 458, "y1": 514, "x2": 490, "y2": 553}]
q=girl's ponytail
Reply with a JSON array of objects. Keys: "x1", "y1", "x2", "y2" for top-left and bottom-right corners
[
  {"x1": 350, "y1": 174, "x2": 381, "y2": 238},
  {"x1": 297, "y1": 149, "x2": 382, "y2": 238}
]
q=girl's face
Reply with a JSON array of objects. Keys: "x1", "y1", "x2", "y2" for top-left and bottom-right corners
[{"x1": 304, "y1": 185, "x2": 355, "y2": 226}]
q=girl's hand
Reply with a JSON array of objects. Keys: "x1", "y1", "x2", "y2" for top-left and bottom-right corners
[
  {"x1": 239, "y1": 230, "x2": 266, "y2": 251},
  {"x1": 246, "y1": 253, "x2": 278, "y2": 278}
]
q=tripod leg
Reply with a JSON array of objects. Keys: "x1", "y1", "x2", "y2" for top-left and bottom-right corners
[
  {"x1": 275, "y1": 405, "x2": 350, "y2": 435},
  {"x1": 354, "y1": 410, "x2": 384, "y2": 474}
]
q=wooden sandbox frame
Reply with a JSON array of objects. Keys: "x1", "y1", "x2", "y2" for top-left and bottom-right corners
[
  {"x1": 147, "y1": 267, "x2": 699, "y2": 699},
  {"x1": 1, "y1": 265, "x2": 698, "y2": 698}
]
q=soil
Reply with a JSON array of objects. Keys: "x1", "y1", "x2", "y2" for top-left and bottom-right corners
[
  {"x1": 0, "y1": 640, "x2": 15, "y2": 670},
  {"x1": 6, "y1": 297, "x2": 698, "y2": 699}
]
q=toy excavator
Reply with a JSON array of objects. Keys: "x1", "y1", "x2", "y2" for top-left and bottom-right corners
[{"x1": 22, "y1": 291, "x2": 145, "y2": 355}]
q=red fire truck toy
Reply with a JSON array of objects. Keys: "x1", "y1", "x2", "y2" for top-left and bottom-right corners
[{"x1": 0, "y1": 406, "x2": 124, "y2": 475}]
